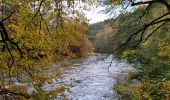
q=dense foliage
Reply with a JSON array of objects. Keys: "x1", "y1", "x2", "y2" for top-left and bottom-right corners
[
  {"x1": 114, "y1": 5, "x2": 170, "y2": 100},
  {"x1": 0, "y1": 0, "x2": 92, "y2": 99},
  {"x1": 120, "y1": 24, "x2": 170, "y2": 99}
]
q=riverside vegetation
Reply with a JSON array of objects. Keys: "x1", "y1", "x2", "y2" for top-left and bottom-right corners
[
  {"x1": 89, "y1": 3, "x2": 170, "y2": 100},
  {"x1": 0, "y1": 0, "x2": 170, "y2": 99},
  {"x1": 0, "y1": 0, "x2": 93, "y2": 99}
]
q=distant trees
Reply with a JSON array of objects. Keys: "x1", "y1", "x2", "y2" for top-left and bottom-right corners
[
  {"x1": 88, "y1": 8, "x2": 148, "y2": 53},
  {"x1": 88, "y1": 21, "x2": 107, "y2": 40},
  {"x1": 88, "y1": 19, "x2": 116, "y2": 53}
]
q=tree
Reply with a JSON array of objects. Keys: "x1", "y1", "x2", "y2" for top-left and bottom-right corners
[
  {"x1": 0, "y1": 0, "x2": 92, "y2": 99},
  {"x1": 106, "y1": 0, "x2": 170, "y2": 52},
  {"x1": 106, "y1": 1, "x2": 170, "y2": 99}
]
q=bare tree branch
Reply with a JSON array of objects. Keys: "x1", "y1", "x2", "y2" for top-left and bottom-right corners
[
  {"x1": 116, "y1": 12, "x2": 170, "y2": 51},
  {"x1": 0, "y1": 21, "x2": 23, "y2": 67},
  {"x1": 2, "y1": 11, "x2": 16, "y2": 22},
  {"x1": 138, "y1": 3, "x2": 152, "y2": 24},
  {"x1": 39, "y1": 14, "x2": 53, "y2": 39}
]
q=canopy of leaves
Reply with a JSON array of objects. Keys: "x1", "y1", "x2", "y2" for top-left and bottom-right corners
[{"x1": 0, "y1": 0, "x2": 92, "y2": 99}]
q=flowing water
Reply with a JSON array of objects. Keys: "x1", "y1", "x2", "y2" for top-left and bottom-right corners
[{"x1": 42, "y1": 53, "x2": 135, "y2": 100}]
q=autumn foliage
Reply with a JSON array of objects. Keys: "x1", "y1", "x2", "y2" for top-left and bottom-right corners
[{"x1": 0, "y1": 0, "x2": 92, "y2": 99}]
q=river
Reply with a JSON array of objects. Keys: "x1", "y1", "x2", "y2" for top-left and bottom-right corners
[{"x1": 40, "y1": 53, "x2": 135, "y2": 100}]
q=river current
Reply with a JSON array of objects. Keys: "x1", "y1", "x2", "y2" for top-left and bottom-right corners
[{"x1": 41, "y1": 53, "x2": 135, "y2": 100}]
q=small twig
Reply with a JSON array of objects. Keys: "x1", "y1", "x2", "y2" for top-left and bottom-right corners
[
  {"x1": 5, "y1": 41, "x2": 14, "y2": 67},
  {"x1": 107, "y1": 55, "x2": 114, "y2": 72},
  {"x1": 138, "y1": 4, "x2": 152, "y2": 24},
  {"x1": 24, "y1": 0, "x2": 44, "y2": 30},
  {"x1": 40, "y1": 15, "x2": 53, "y2": 39},
  {"x1": 7, "y1": 39, "x2": 22, "y2": 58},
  {"x1": 2, "y1": 11, "x2": 16, "y2": 22}
]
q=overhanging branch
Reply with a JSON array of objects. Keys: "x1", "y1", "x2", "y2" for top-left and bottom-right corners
[
  {"x1": 143, "y1": 22, "x2": 167, "y2": 43},
  {"x1": 0, "y1": 21, "x2": 22, "y2": 67},
  {"x1": 116, "y1": 12, "x2": 170, "y2": 51}
]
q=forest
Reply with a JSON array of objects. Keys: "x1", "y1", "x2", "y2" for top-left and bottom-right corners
[
  {"x1": 0, "y1": 0, "x2": 170, "y2": 100},
  {"x1": 89, "y1": 1, "x2": 170, "y2": 99}
]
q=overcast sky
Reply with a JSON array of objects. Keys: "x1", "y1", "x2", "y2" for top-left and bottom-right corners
[
  {"x1": 84, "y1": 6, "x2": 111, "y2": 24},
  {"x1": 83, "y1": 1, "x2": 137, "y2": 24}
]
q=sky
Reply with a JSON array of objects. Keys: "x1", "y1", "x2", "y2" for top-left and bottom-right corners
[
  {"x1": 84, "y1": 6, "x2": 112, "y2": 24},
  {"x1": 83, "y1": 1, "x2": 137, "y2": 24},
  {"x1": 71, "y1": 0, "x2": 113, "y2": 24}
]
